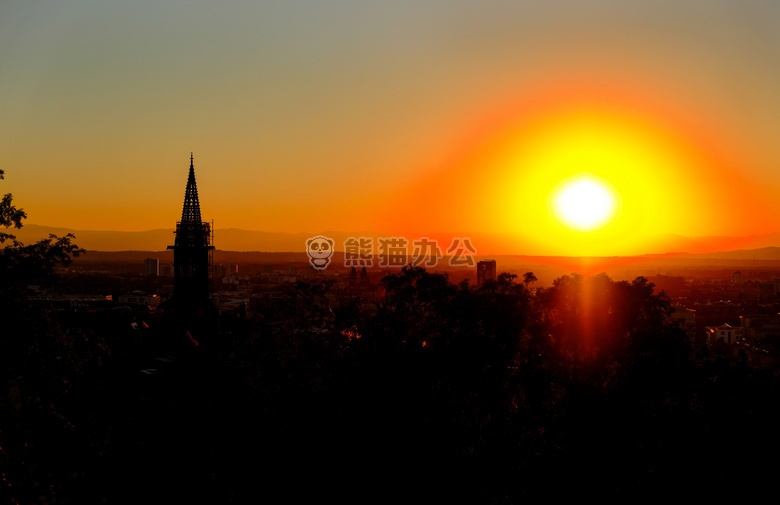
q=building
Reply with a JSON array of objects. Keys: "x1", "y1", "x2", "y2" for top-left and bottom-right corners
[
  {"x1": 758, "y1": 280, "x2": 780, "y2": 299},
  {"x1": 348, "y1": 266, "x2": 370, "y2": 290},
  {"x1": 671, "y1": 304, "x2": 696, "y2": 335},
  {"x1": 741, "y1": 314, "x2": 780, "y2": 342},
  {"x1": 144, "y1": 257, "x2": 159, "y2": 277},
  {"x1": 118, "y1": 293, "x2": 161, "y2": 307},
  {"x1": 705, "y1": 324, "x2": 742, "y2": 345},
  {"x1": 349, "y1": 266, "x2": 358, "y2": 286},
  {"x1": 167, "y1": 154, "x2": 214, "y2": 310},
  {"x1": 476, "y1": 260, "x2": 496, "y2": 287}
]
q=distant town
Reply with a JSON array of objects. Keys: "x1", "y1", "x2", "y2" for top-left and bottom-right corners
[{"x1": 33, "y1": 246, "x2": 778, "y2": 369}]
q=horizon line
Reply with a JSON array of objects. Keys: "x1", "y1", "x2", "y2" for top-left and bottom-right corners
[{"x1": 20, "y1": 223, "x2": 780, "y2": 240}]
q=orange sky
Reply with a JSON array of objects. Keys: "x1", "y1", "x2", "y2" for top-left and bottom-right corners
[
  {"x1": 2, "y1": 1, "x2": 779, "y2": 254},
  {"x1": 370, "y1": 83, "x2": 779, "y2": 255}
]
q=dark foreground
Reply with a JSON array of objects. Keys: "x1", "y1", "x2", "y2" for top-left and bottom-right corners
[{"x1": 3, "y1": 268, "x2": 780, "y2": 504}]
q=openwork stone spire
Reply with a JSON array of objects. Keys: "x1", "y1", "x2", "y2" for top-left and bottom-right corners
[
  {"x1": 173, "y1": 154, "x2": 210, "y2": 249},
  {"x1": 181, "y1": 153, "x2": 203, "y2": 225},
  {"x1": 168, "y1": 154, "x2": 213, "y2": 307}
]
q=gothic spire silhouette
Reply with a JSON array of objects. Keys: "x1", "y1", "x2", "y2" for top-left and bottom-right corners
[
  {"x1": 180, "y1": 153, "x2": 204, "y2": 233},
  {"x1": 168, "y1": 154, "x2": 214, "y2": 307}
]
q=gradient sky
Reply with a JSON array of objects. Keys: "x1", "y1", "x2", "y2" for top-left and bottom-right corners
[{"x1": 2, "y1": 0, "x2": 779, "y2": 254}]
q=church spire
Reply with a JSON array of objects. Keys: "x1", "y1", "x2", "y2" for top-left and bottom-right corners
[
  {"x1": 180, "y1": 153, "x2": 203, "y2": 225},
  {"x1": 168, "y1": 153, "x2": 214, "y2": 311}
]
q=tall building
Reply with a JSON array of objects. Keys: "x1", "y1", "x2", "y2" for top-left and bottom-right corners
[
  {"x1": 144, "y1": 257, "x2": 159, "y2": 277},
  {"x1": 167, "y1": 154, "x2": 214, "y2": 309},
  {"x1": 359, "y1": 266, "x2": 369, "y2": 287},
  {"x1": 349, "y1": 266, "x2": 358, "y2": 286},
  {"x1": 477, "y1": 259, "x2": 496, "y2": 287}
]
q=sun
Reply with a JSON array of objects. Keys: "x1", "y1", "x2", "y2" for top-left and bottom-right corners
[{"x1": 548, "y1": 173, "x2": 622, "y2": 233}]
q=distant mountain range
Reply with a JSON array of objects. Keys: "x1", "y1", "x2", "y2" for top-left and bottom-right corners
[
  {"x1": 648, "y1": 234, "x2": 780, "y2": 258},
  {"x1": 9, "y1": 224, "x2": 780, "y2": 260}
]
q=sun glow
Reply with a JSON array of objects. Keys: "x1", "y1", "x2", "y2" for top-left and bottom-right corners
[
  {"x1": 374, "y1": 93, "x2": 774, "y2": 256},
  {"x1": 548, "y1": 173, "x2": 621, "y2": 233},
  {"x1": 469, "y1": 103, "x2": 736, "y2": 256}
]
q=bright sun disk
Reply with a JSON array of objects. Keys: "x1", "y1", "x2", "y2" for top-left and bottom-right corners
[{"x1": 548, "y1": 173, "x2": 621, "y2": 233}]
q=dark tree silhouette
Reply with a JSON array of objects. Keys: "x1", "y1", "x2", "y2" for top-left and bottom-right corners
[
  {"x1": 1, "y1": 171, "x2": 89, "y2": 505},
  {"x1": 0, "y1": 169, "x2": 27, "y2": 244}
]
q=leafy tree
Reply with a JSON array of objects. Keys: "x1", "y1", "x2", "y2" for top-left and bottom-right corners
[
  {"x1": 0, "y1": 169, "x2": 84, "y2": 288},
  {"x1": 0, "y1": 169, "x2": 27, "y2": 244},
  {"x1": 1, "y1": 170, "x2": 87, "y2": 505}
]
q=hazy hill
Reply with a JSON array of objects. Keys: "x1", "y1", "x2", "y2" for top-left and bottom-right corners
[
  {"x1": 12, "y1": 224, "x2": 780, "y2": 260},
  {"x1": 652, "y1": 233, "x2": 780, "y2": 256},
  {"x1": 686, "y1": 246, "x2": 780, "y2": 261},
  {"x1": 14, "y1": 226, "x2": 538, "y2": 255}
]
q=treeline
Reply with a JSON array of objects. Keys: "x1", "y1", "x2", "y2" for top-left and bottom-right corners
[
  {"x1": 3, "y1": 264, "x2": 780, "y2": 503},
  {"x1": 226, "y1": 266, "x2": 780, "y2": 502}
]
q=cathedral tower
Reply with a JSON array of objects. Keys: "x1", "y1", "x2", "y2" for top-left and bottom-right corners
[{"x1": 168, "y1": 154, "x2": 214, "y2": 309}]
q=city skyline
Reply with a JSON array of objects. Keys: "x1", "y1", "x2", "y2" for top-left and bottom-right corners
[{"x1": 2, "y1": 0, "x2": 780, "y2": 256}]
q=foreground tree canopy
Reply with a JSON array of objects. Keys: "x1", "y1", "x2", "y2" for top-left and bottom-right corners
[{"x1": 1, "y1": 168, "x2": 84, "y2": 286}]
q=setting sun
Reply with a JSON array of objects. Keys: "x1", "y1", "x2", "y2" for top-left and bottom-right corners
[{"x1": 548, "y1": 172, "x2": 621, "y2": 233}]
